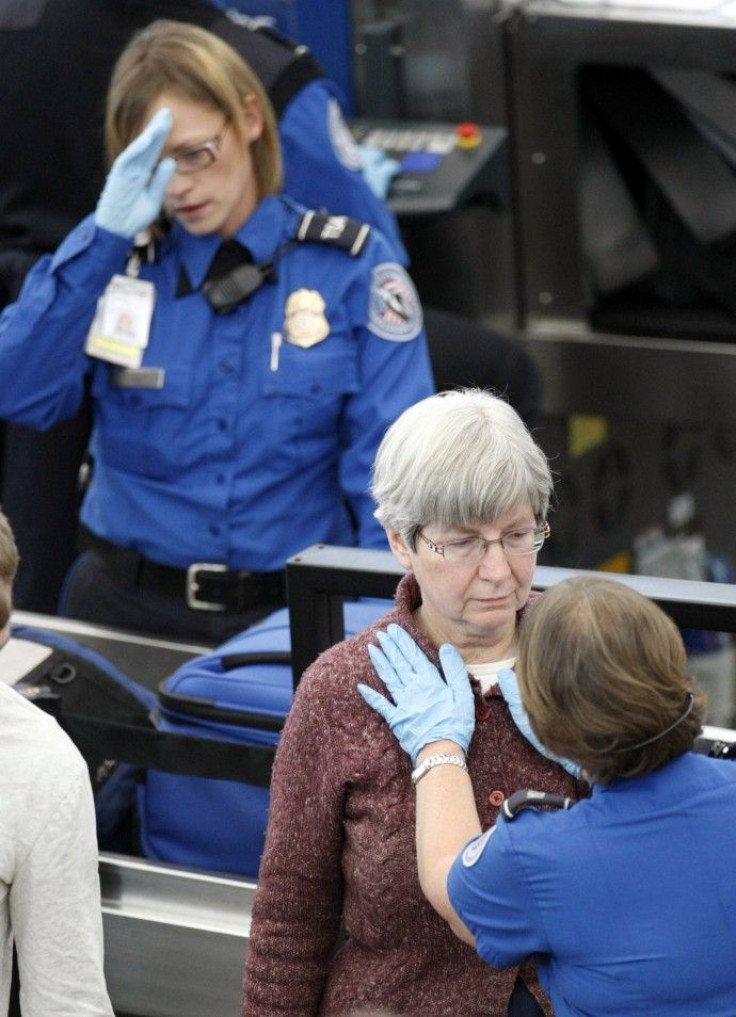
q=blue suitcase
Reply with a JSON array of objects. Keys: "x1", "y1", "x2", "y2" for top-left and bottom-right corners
[{"x1": 138, "y1": 601, "x2": 387, "y2": 878}]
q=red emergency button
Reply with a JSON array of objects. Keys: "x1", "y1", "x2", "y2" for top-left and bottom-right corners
[
  {"x1": 456, "y1": 122, "x2": 482, "y2": 149},
  {"x1": 488, "y1": 789, "x2": 505, "y2": 807}
]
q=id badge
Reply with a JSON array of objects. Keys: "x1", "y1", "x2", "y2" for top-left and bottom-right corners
[{"x1": 85, "y1": 274, "x2": 156, "y2": 368}]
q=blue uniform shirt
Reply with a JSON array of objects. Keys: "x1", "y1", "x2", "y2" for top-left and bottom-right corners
[
  {"x1": 0, "y1": 195, "x2": 432, "y2": 571},
  {"x1": 448, "y1": 752, "x2": 736, "y2": 1017}
]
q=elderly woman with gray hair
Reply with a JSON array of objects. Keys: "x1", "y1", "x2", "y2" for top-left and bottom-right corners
[{"x1": 242, "y1": 389, "x2": 587, "y2": 1017}]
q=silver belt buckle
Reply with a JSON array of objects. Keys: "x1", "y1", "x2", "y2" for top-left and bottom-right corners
[{"x1": 186, "y1": 563, "x2": 229, "y2": 612}]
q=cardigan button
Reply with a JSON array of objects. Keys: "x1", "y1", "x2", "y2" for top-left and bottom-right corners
[{"x1": 488, "y1": 789, "x2": 505, "y2": 807}]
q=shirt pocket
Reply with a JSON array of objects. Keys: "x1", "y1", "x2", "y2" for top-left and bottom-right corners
[
  {"x1": 92, "y1": 363, "x2": 194, "y2": 480},
  {"x1": 256, "y1": 340, "x2": 360, "y2": 473},
  {"x1": 259, "y1": 340, "x2": 360, "y2": 436}
]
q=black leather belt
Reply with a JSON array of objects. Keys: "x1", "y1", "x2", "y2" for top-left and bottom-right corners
[{"x1": 84, "y1": 531, "x2": 285, "y2": 613}]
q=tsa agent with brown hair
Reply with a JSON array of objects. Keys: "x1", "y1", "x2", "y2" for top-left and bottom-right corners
[
  {"x1": 0, "y1": 20, "x2": 432, "y2": 643},
  {"x1": 363, "y1": 575, "x2": 736, "y2": 1017},
  {"x1": 0, "y1": 0, "x2": 409, "y2": 619}
]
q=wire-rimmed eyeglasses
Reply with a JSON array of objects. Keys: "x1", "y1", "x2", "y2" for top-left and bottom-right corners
[
  {"x1": 168, "y1": 120, "x2": 229, "y2": 175},
  {"x1": 417, "y1": 522, "x2": 550, "y2": 565}
]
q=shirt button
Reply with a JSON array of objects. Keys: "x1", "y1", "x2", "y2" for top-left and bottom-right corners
[
  {"x1": 488, "y1": 790, "x2": 505, "y2": 807},
  {"x1": 220, "y1": 359, "x2": 235, "y2": 373}
]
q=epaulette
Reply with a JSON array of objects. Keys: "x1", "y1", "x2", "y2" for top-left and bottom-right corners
[{"x1": 295, "y1": 211, "x2": 371, "y2": 256}]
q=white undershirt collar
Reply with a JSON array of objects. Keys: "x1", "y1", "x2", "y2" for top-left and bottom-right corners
[{"x1": 467, "y1": 656, "x2": 516, "y2": 695}]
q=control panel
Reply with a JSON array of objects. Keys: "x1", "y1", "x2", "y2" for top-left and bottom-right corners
[{"x1": 350, "y1": 119, "x2": 509, "y2": 217}]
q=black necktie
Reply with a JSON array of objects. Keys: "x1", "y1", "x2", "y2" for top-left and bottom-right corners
[
  {"x1": 177, "y1": 239, "x2": 277, "y2": 313},
  {"x1": 205, "y1": 239, "x2": 253, "y2": 282}
]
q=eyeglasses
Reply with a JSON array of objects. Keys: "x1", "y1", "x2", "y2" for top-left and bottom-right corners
[
  {"x1": 417, "y1": 522, "x2": 550, "y2": 565},
  {"x1": 168, "y1": 121, "x2": 229, "y2": 175}
]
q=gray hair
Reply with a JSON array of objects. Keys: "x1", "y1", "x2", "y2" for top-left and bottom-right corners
[{"x1": 372, "y1": 389, "x2": 553, "y2": 545}]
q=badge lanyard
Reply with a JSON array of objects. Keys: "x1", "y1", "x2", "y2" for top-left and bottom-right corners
[{"x1": 85, "y1": 234, "x2": 156, "y2": 369}]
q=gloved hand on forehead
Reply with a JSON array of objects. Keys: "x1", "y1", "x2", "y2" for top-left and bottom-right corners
[
  {"x1": 95, "y1": 108, "x2": 176, "y2": 240},
  {"x1": 358, "y1": 623, "x2": 476, "y2": 766}
]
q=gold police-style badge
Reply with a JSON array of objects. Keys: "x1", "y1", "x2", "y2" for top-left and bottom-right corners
[{"x1": 284, "y1": 289, "x2": 330, "y2": 348}]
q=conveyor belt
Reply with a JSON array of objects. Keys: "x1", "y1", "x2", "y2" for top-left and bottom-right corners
[{"x1": 100, "y1": 853, "x2": 254, "y2": 1017}]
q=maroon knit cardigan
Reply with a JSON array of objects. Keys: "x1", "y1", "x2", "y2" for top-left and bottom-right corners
[{"x1": 242, "y1": 575, "x2": 586, "y2": 1016}]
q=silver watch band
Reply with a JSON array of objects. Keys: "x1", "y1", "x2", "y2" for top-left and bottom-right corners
[{"x1": 411, "y1": 752, "x2": 468, "y2": 785}]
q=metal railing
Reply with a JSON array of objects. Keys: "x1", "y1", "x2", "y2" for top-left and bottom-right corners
[{"x1": 286, "y1": 543, "x2": 736, "y2": 682}]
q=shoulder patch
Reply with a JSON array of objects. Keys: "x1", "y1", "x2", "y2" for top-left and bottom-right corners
[
  {"x1": 462, "y1": 827, "x2": 496, "y2": 868},
  {"x1": 327, "y1": 97, "x2": 363, "y2": 171},
  {"x1": 368, "y1": 262, "x2": 423, "y2": 342},
  {"x1": 296, "y1": 210, "x2": 371, "y2": 256}
]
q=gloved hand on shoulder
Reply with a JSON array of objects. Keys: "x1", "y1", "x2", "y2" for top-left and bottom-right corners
[
  {"x1": 497, "y1": 667, "x2": 583, "y2": 779},
  {"x1": 359, "y1": 623, "x2": 475, "y2": 765},
  {"x1": 95, "y1": 108, "x2": 176, "y2": 240}
]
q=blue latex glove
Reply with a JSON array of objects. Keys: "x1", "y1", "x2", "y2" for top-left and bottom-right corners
[
  {"x1": 95, "y1": 108, "x2": 176, "y2": 240},
  {"x1": 497, "y1": 667, "x2": 582, "y2": 779},
  {"x1": 357, "y1": 143, "x2": 401, "y2": 199},
  {"x1": 358, "y1": 624, "x2": 475, "y2": 765}
]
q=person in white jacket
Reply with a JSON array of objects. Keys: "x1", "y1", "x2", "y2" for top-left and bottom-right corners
[{"x1": 0, "y1": 509, "x2": 113, "y2": 1017}]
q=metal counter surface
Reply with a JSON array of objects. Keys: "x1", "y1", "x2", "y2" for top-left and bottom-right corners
[{"x1": 100, "y1": 853, "x2": 254, "y2": 1017}]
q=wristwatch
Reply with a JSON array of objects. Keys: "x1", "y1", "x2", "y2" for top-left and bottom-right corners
[{"x1": 411, "y1": 753, "x2": 468, "y2": 785}]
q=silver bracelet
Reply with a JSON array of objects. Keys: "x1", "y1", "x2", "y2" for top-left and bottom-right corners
[{"x1": 411, "y1": 753, "x2": 468, "y2": 785}]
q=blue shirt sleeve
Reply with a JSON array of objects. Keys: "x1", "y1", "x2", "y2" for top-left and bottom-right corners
[
  {"x1": 0, "y1": 217, "x2": 129, "y2": 427},
  {"x1": 447, "y1": 819, "x2": 545, "y2": 969},
  {"x1": 279, "y1": 80, "x2": 409, "y2": 265}
]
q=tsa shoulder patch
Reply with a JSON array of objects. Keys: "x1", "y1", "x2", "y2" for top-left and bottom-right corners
[
  {"x1": 462, "y1": 826, "x2": 496, "y2": 868},
  {"x1": 368, "y1": 262, "x2": 423, "y2": 342}
]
